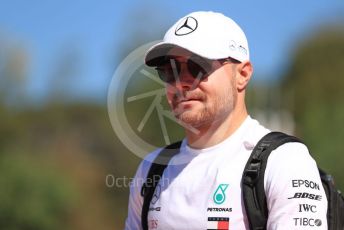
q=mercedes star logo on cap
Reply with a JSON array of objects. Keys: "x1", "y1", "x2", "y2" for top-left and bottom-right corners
[{"x1": 175, "y1": 16, "x2": 198, "y2": 36}]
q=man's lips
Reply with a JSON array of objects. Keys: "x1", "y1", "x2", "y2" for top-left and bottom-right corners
[
  {"x1": 179, "y1": 98, "x2": 201, "y2": 103},
  {"x1": 171, "y1": 91, "x2": 205, "y2": 108},
  {"x1": 173, "y1": 98, "x2": 202, "y2": 108}
]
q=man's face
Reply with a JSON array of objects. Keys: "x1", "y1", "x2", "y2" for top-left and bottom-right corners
[{"x1": 161, "y1": 47, "x2": 238, "y2": 129}]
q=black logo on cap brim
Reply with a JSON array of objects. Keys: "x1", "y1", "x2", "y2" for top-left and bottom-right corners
[{"x1": 175, "y1": 16, "x2": 198, "y2": 36}]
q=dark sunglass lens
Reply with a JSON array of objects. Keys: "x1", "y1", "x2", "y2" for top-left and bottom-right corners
[
  {"x1": 188, "y1": 58, "x2": 212, "y2": 79},
  {"x1": 156, "y1": 59, "x2": 181, "y2": 83},
  {"x1": 156, "y1": 67, "x2": 169, "y2": 82}
]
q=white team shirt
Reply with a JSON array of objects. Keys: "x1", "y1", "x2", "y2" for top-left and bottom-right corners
[{"x1": 125, "y1": 116, "x2": 328, "y2": 230}]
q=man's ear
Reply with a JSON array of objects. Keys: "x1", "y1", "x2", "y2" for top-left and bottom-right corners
[{"x1": 236, "y1": 61, "x2": 253, "y2": 91}]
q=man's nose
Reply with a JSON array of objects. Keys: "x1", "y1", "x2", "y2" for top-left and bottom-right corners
[{"x1": 172, "y1": 64, "x2": 196, "y2": 91}]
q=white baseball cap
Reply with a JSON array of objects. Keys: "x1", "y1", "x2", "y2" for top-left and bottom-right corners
[{"x1": 145, "y1": 11, "x2": 249, "y2": 66}]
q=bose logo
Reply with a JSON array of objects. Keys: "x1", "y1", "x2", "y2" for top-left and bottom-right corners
[{"x1": 288, "y1": 192, "x2": 322, "y2": 201}]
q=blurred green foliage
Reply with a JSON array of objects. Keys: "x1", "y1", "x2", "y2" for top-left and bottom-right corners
[
  {"x1": 0, "y1": 104, "x2": 141, "y2": 229},
  {"x1": 282, "y1": 26, "x2": 344, "y2": 189},
  {"x1": 0, "y1": 153, "x2": 74, "y2": 230}
]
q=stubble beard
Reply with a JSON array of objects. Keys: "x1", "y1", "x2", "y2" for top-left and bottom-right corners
[{"x1": 173, "y1": 83, "x2": 237, "y2": 130}]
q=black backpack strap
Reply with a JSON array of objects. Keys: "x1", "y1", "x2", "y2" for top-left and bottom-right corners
[
  {"x1": 320, "y1": 168, "x2": 344, "y2": 230},
  {"x1": 141, "y1": 141, "x2": 182, "y2": 230},
  {"x1": 242, "y1": 131, "x2": 302, "y2": 230}
]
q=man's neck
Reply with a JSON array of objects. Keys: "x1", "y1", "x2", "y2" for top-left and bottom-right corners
[{"x1": 185, "y1": 107, "x2": 248, "y2": 149}]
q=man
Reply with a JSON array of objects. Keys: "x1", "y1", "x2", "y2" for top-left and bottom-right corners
[{"x1": 125, "y1": 11, "x2": 327, "y2": 229}]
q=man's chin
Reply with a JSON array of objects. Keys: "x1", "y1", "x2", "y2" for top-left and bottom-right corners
[{"x1": 175, "y1": 111, "x2": 209, "y2": 129}]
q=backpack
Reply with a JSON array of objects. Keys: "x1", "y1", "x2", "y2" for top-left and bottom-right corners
[
  {"x1": 242, "y1": 132, "x2": 344, "y2": 230},
  {"x1": 140, "y1": 132, "x2": 344, "y2": 230}
]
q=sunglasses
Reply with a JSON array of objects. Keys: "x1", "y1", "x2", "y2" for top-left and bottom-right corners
[{"x1": 155, "y1": 55, "x2": 238, "y2": 83}]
